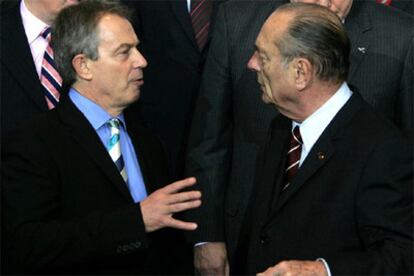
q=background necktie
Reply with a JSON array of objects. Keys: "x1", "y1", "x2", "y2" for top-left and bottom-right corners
[
  {"x1": 107, "y1": 118, "x2": 128, "y2": 183},
  {"x1": 376, "y1": 0, "x2": 392, "y2": 5},
  {"x1": 40, "y1": 27, "x2": 62, "y2": 109},
  {"x1": 190, "y1": 0, "x2": 213, "y2": 50},
  {"x1": 283, "y1": 126, "x2": 303, "y2": 191}
]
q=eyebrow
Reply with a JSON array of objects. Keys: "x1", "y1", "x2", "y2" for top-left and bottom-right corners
[{"x1": 114, "y1": 42, "x2": 139, "y2": 53}]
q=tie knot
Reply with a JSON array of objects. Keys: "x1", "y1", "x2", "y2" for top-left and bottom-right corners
[
  {"x1": 292, "y1": 126, "x2": 303, "y2": 145},
  {"x1": 108, "y1": 118, "x2": 121, "y2": 130},
  {"x1": 41, "y1": 27, "x2": 51, "y2": 41}
]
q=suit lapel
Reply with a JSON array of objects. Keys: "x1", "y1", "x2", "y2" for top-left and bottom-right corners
[
  {"x1": 269, "y1": 92, "x2": 363, "y2": 216},
  {"x1": 272, "y1": 133, "x2": 335, "y2": 213},
  {"x1": 124, "y1": 112, "x2": 158, "y2": 195},
  {"x1": 260, "y1": 116, "x2": 291, "y2": 216},
  {"x1": 345, "y1": 2, "x2": 373, "y2": 81},
  {"x1": 1, "y1": 2, "x2": 47, "y2": 110},
  {"x1": 169, "y1": 0, "x2": 199, "y2": 51},
  {"x1": 58, "y1": 96, "x2": 133, "y2": 202}
]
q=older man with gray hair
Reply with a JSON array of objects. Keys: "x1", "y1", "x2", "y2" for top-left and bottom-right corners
[
  {"x1": 187, "y1": 0, "x2": 414, "y2": 274},
  {"x1": 232, "y1": 3, "x2": 413, "y2": 275}
]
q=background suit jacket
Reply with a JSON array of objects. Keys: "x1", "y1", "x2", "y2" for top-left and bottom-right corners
[
  {"x1": 185, "y1": 0, "x2": 414, "y2": 260},
  {"x1": 389, "y1": 0, "x2": 414, "y2": 14},
  {"x1": 0, "y1": 1, "x2": 52, "y2": 142},
  {"x1": 234, "y1": 92, "x2": 413, "y2": 275},
  {"x1": 2, "y1": 96, "x2": 183, "y2": 274},
  {"x1": 122, "y1": 0, "x2": 222, "y2": 179}
]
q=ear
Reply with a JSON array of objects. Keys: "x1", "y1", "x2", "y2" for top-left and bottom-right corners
[
  {"x1": 72, "y1": 54, "x2": 93, "y2": 81},
  {"x1": 291, "y1": 58, "x2": 313, "y2": 91}
]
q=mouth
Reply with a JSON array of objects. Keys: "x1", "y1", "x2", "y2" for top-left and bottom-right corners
[{"x1": 131, "y1": 77, "x2": 144, "y2": 87}]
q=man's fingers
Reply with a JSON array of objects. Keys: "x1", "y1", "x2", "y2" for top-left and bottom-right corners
[
  {"x1": 166, "y1": 217, "x2": 198, "y2": 230},
  {"x1": 166, "y1": 190, "x2": 201, "y2": 204},
  {"x1": 162, "y1": 177, "x2": 197, "y2": 194},
  {"x1": 169, "y1": 199, "x2": 202, "y2": 213}
]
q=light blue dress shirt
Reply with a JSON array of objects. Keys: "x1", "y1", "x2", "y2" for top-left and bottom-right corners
[{"x1": 69, "y1": 88, "x2": 147, "y2": 203}]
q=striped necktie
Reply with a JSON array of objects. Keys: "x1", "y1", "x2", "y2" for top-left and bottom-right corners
[
  {"x1": 282, "y1": 126, "x2": 303, "y2": 191},
  {"x1": 40, "y1": 27, "x2": 62, "y2": 109},
  {"x1": 376, "y1": 0, "x2": 392, "y2": 5},
  {"x1": 107, "y1": 118, "x2": 128, "y2": 183},
  {"x1": 190, "y1": 0, "x2": 213, "y2": 51}
]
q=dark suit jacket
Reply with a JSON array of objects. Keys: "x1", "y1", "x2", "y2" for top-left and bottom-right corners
[
  {"x1": 389, "y1": 0, "x2": 414, "y2": 14},
  {"x1": 234, "y1": 92, "x2": 413, "y2": 275},
  {"x1": 185, "y1": 0, "x2": 414, "y2": 260},
  {"x1": 122, "y1": 0, "x2": 223, "y2": 179},
  {"x1": 0, "y1": 1, "x2": 50, "y2": 142},
  {"x1": 1, "y1": 96, "x2": 183, "y2": 274}
]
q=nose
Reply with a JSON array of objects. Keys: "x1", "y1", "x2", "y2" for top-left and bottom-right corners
[
  {"x1": 132, "y1": 48, "x2": 148, "y2": 69},
  {"x1": 247, "y1": 51, "x2": 260, "y2": 72}
]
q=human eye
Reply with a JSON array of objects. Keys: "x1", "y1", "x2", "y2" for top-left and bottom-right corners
[
  {"x1": 120, "y1": 48, "x2": 131, "y2": 56},
  {"x1": 116, "y1": 45, "x2": 132, "y2": 58}
]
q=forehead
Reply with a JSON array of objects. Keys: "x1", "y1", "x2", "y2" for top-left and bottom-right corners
[
  {"x1": 256, "y1": 11, "x2": 290, "y2": 51},
  {"x1": 97, "y1": 14, "x2": 138, "y2": 48}
]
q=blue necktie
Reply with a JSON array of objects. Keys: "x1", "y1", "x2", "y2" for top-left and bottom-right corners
[{"x1": 107, "y1": 118, "x2": 128, "y2": 183}]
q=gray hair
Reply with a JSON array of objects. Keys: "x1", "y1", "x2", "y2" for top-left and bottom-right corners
[
  {"x1": 52, "y1": 0, "x2": 132, "y2": 87},
  {"x1": 274, "y1": 3, "x2": 350, "y2": 83}
]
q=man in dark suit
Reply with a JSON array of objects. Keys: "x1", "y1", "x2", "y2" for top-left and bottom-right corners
[
  {"x1": 121, "y1": 0, "x2": 222, "y2": 179},
  {"x1": 0, "y1": 0, "x2": 78, "y2": 143},
  {"x1": 235, "y1": 3, "x2": 412, "y2": 275},
  {"x1": 185, "y1": 0, "x2": 414, "y2": 274},
  {"x1": 2, "y1": 2, "x2": 201, "y2": 274}
]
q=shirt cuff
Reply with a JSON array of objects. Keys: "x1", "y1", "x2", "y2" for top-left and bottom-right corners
[{"x1": 316, "y1": 258, "x2": 332, "y2": 276}]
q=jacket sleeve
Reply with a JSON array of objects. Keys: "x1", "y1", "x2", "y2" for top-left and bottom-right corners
[
  {"x1": 2, "y1": 128, "x2": 150, "y2": 271},
  {"x1": 327, "y1": 133, "x2": 413, "y2": 275}
]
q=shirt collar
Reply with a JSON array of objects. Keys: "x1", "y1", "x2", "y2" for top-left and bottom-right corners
[
  {"x1": 293, "y1": 82, "x2": 353, "y2": 154},
  {"x1": 69, "y1": 88, "x2": 126, "y2": 131},
  {"x1": 20, "y1": 0, "x2": 49, "y2": 45}
]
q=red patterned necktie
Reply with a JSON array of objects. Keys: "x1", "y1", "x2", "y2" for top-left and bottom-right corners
[
  {"x1": 376, "y1": 0, "x2": 392, "y2": 5},
  {"x1": 40, "y1": 27, "x2": 62, "y2": 109},
  {"x1": 190, "y1": 0, "x2": 213, "y2": 50},
  {"x1": 283, "y1": 126, "x2": 303, "y2": 191}
]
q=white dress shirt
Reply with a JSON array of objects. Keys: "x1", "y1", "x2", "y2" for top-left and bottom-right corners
[
  {"x1": 20, "y1": 0, "x2": 49, "y2": 78},
  {"x1": 293, "y1": 82, "x2": 353, "y2": 276},
  {"x1": 293, "y1": 82, "x2": 353, "y2": 167}
]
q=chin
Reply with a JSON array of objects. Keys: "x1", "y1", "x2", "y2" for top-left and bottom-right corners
[
  {"x1": 262, "y1": 95, "x2": 270, "y2": 104},
  {"x1": 131, "y1": 90, "x2": 141, "y2": 102}
]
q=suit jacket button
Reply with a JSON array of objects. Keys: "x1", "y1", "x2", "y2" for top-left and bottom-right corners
[{"x1": 132, "y1": 241, "x2": 142, "y2": 249}]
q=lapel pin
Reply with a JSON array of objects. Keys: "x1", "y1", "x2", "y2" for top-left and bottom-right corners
[
  {"x1": 317, "y1": 152, "x2": 326, "y2": 160},
  {"x1": 357, "y1": 47, "x2": 366, "y2": 54}
]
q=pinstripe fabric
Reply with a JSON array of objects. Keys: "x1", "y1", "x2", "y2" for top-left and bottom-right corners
[
  {"x1": 107, "y1": 118, "x2": 128, "y2": 183},
  {"x1": 40, "y1": 27, "x2": 62, "y2": 109}
]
